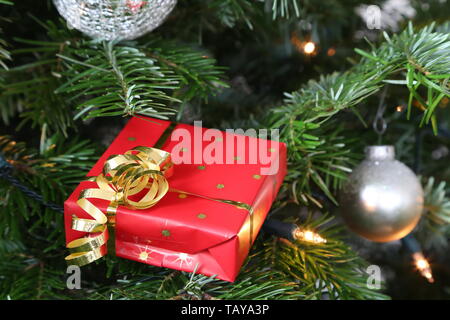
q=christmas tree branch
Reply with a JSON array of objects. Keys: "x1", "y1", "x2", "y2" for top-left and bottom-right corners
[
  {"x1": 0, "y1": 18, "x2": 228, "y2": 131},
  {"x1": 271, "y1": 22, "x2": 450, "y2": 206},
  {"x1": 416, "y1": 177, "x2": 450, "y2": 250},
  {"x1": 0, "y1": 254, "x2": 68, "y2": 300},
  {"x1": 55, "y1": 40, "x2": 181, "y2": 120},
  {"x1": 0, "y1": 0, "x2": 12, "y2": 69},
  {"x1": 259, "y1": 214, "x2": 389, "y2": 299},
  {"x1": 0, "y1": 134, "x2": 97, "y2": 248}
]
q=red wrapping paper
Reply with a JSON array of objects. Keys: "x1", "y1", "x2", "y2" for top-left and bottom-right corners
[{"x1": 64, "y1": 117, "x2": 287, "y2": 282}]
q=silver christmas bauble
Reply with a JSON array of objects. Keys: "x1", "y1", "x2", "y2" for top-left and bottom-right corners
[
  {"x1": 339, "y1": 145, "x2": 424, "y2": 242},
  {"x1": 53, "y1": 0, "x2": 177, "y2": 41}
]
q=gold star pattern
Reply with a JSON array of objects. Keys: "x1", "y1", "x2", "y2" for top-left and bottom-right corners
[
  {"x1": 174, "y1": 253, "x2": 193, "y2": 267},
  {"x1": 139, "y1": 251, "x2": 150, "y2": 261},
  {"x1": 138, "y1": 246, "x2": 153, "y2": 262}
]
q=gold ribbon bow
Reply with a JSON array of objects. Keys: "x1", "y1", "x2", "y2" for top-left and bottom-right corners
[{"x1": 65, "y1": 146, "x2": 173, "y2": 266}]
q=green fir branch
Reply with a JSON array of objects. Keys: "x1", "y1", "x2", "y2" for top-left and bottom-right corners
[
  {"x1": 271, "y1": 22, "x2": 450, "y2": 206},
  {"x1": 416, "y1": 177, "x2": 450, "y2": 250},
  {"x1": 260, "y1": 214, "x2": 389, "y2": 299},
  {"x1": 266, "y1": 0, "x2": 301, "y2": 20},
  {"x1": 0, "y1": 134, "x2": 97, "y2": 246},
  {"x1": 0, "y1": 254, "x2": 68, "y2": 300},
  {"x1": 55, "y1": 41, "x2": 181, "y2": 120}
]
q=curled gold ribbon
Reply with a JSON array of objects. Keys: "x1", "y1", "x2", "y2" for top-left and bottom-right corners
[
  {"x1": 66, "y1": 145, "x2": 253, "y2": 267},
  {"x1": 66, "y1": 146, "x2": 173, "y2": 266}
]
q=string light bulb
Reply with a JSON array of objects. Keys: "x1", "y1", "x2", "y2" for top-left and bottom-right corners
[
  {"x1": 303, "y1": 41, "x2": 316, "y2": 55},
  {"x1": 290, "y1": 32, "x2": 317, "y2": 56},
  {"x1": 262, "y1": 219, "x2": 326, "y2": 244},
  {"x1": 293, "y1": 227, "x2": 327, "y2": 244},
  {"x1": 412, "y1": 252, "x2": 434, "y2": 283},
  {"x1": 327, "y1": 47, "x2": 336, "y2": 56}
]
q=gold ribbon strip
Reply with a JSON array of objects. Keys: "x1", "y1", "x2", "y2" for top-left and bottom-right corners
[
  {"x1": 66, "y1": 144, "x2": 254, "y2": 267},
  {"x1": 66, "y1": 146, "x2": 173, "y2": 266}
]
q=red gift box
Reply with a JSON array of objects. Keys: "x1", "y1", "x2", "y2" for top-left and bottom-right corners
[{"x1": 64, "y1": 117, "x2": 287, "y2": 282}]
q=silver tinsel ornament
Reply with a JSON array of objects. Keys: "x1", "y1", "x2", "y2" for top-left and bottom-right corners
[
  {"x1": 340, "y1": 145, "x2": 424, "y2": 242},
  {"x1": 53, "y1": 0, "x2": 177, "y2": 41}
]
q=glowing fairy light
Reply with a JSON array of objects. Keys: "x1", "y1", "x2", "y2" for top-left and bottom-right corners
[
  {"x1": 396, "y1": 105, "x2": 404, "y2": 112},
  {"x1": 290, "y1": 32, "x2": 317, "y2": 56},
  {"x1": 412, "y1": 252, "x2": 434, "y2": 283},
  {"x1": 327, "y1": 47, "x2": 336, "y2": 56},
  {"x1": 293, "y1": 228, "x2": 327, "y2": 244},
  {"x1": 303, "y1": 41, "x2": 316, "y2": 55}
]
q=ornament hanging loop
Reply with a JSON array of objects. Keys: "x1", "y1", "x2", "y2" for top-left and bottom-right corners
[
  {"x1": 373, "y1": 114, "x2": 387, "y2": 137},
  {"x1": 373, "y1": 87, "x2": 388, "y2": 143}
]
